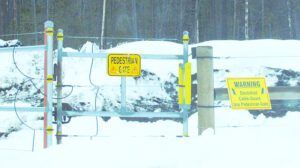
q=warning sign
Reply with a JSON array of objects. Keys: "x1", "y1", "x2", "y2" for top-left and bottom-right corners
[
  {"x1": 226, "y1": 77, "x2": 272, "y2": 110},
  {"x1": 107, "y1": 54, "x2": 141, "y2": 77}
]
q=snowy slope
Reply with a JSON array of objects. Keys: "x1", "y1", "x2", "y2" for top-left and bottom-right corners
[{"x1": 1, "y1": 39, "x2": 300, "y2": 168}]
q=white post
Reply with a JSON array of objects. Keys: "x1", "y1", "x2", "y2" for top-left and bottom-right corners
[
  {"x1": 56, "y1": 29, "x2": 63, "y2": 144},
  {"x1": 44, "y1": 21, "x2": 54, "y2": 148}
]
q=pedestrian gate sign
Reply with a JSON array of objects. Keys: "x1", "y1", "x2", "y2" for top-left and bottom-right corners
[
  {"x1": 226, "y1": 77, "x2": 272, "y2": 110},
  {"x1": 107, "y1": 54, "x2": 141, "y2": 77}
]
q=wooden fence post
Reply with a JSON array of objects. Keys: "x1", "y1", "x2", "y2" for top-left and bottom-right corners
[{"x1": 195, "y1": 46, "x2": 215, "y2": 135}]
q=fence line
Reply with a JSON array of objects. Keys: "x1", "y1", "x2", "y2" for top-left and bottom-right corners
[
  {"x1": 194, "y1": 55, "x2": 300, "y2": 59},
  {"x1": 0, "y1": 31, "x2": 43, "y2": 37},
  {"x1": 2, "y1": 20, "x2": 300, "y2": 149},
  {"x1": 64, "y1": 35, "x2": 180, "y2": 42}
]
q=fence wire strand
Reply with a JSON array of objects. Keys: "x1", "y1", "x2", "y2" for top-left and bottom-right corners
[
  {"x1": 196, "y1": 55, "x2": 300, "y2": 59},
  {"x1": 64, "y1": 35, "x2": 180, "y2": 42},
  {"x1": 0, "y1": 31, "x2": 43, "y2": 37}
]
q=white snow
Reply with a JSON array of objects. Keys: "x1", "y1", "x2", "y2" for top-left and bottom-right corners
[
  {"x1": 0, "y1": 39, "x2": 22, "y2": 47},
  {"x1": 1, "y1": 39, "x2": 300, "y2": 168},
  {"x1": 0, "y1": 39, "x2": 6, "y2": 47},
  {"x1": 106, "y1": 41, "x2": 183, "y2": 55},
  {"x1": 1, "y1": 111, "x2": 300, "y2": 168}
]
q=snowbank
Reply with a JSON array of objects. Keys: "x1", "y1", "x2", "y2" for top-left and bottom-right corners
[{"x1": 0, "y1": 39, "x2": 22, "y2": 47}]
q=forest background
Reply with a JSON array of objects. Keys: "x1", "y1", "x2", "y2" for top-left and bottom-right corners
[{"x1": 1, "y1": 0, "x2": 300, "y2": 48}]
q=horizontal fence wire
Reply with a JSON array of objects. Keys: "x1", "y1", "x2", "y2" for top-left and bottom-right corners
[
  {"x1": 63, "y1": 84, "x2": 164, "y2": 88},
  {"x1": 196, "y1": 55, "x2": 300, "y2": 59},
  {"x1": 0, "y1": 32, "x2": 43, "y2": 37},
  {"x1": 64, "y1": 35, "x2": 180, "y2": 42}
]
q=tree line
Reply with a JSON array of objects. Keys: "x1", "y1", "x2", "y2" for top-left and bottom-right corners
[{"x1": 1, "y1": 0, "x2": 300, "y2": 48}]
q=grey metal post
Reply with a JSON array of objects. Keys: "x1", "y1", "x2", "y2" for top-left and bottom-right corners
[
  {"x1": 183, "y1": 31, "x2": 189, "y2": 63},
  {"x1": 44, "y1": 21, "x2": 54, "y2": 148},
  {"x1": 121, "y1": 77, "x2": 126, "y2": 113},
  {"x1": 182, "y1": 31, "x2": 189, "y2": 137},
  {"x1": 56, "y1": 29, "x2": 63, "y2": 144},
  {"x1": 182, "y1": 105, "x2": 189, "y2": 137},
  {"x1": 196, "y1": 46, "x2": 215, "y2": 135}
]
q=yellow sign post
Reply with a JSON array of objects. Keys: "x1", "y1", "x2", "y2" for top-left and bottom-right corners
[
  {"x1": 226, "y1": 77, "x2": 272, "y2": 110},
  {"x1": 107, "y1": 54, "x2": 141, "y2": 77}
]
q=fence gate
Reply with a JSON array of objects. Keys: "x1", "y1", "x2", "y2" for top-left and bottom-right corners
[{"x1": 54, "y1": 29, "x2": 192, "y2": 144}]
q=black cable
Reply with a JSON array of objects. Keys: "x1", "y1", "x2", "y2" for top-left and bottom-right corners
[
  {"x1": 56, "y1": 87, "x2": 100, "y2": 139},
  {"x1": 13, "y1": 80, "x2": 41, "y2": 131},
  {"x1": 92, "y1": 88, "x2": 99, "y2": 138},
  {"x1": 12, "y1": 46, "x2": 40, "y2": 80},
  {"x1": 14, "y1": 80, "x2": 40, "y2": 152},
  {"x1": 56, "y1": 43, "x2": 100, "y2": 138},
  {"x1": 12, "y1": 42, "x2": 99, "y2": 138},
  {"x1": 57, "y1": 43, "x2": 100, "y2": 138},
  {"x1": 89, "y1": 42, "x2": 99, "y2": 138},
  {"x1": 88, "y1": 42, "x2": 99, "y2": 88},
  {"x1": 89, "y1": 59, "x2": 97, "y2": 87},
  {"x1": 30, "y1": 79, "x2": 74, "y2": 100},
  {"x1": 12, "y1": 45, "x2": 77, "y2": 144},
  {"x1": 12, "y1": 46, "x2": 74, "y2": 100},
  {"x1": 53, "y1": 85, "x2": 74, "y2": 100}
]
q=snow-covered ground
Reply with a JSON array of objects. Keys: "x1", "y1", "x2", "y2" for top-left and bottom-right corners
[
  {"x1": 0, "y1": 39, "x2": 300, "y2": 168},
  {"x1": 1, "y1": 111, "x2": 300, "y2": 168}
]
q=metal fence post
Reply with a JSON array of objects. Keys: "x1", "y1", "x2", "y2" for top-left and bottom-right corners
[
  {"x1": 121, "y1": 77, "x2": 126, "y2": 113},
  {"x1": 196, "y1": 46, "x2": 215, "y2": 135},
  {"x1": 44, "y1": 21, "x2": 54, "y2": 148},
  {"x1": 182, "y1": 31, "x2": 190, "y2": 137},
  {"x1": 56, "y1": 29, "x2": 63, "y2": 144}
]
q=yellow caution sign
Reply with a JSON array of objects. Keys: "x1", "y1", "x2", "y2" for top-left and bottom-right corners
[
  {"x1": 107, "y1": 54, "x2": 141, "y2": 77},
  {"x1": 178, "y1": 64, "x2": 184, "y2": 104},
  {"x1": 178, "y1": 62, "x2": 191, "y2": 105},
  {"x1": 184, "y1": 62, "x2": 191, "y2": 105},
  {"x1": 226, "y1": 77, "x2": 272, "y2": 110}
]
